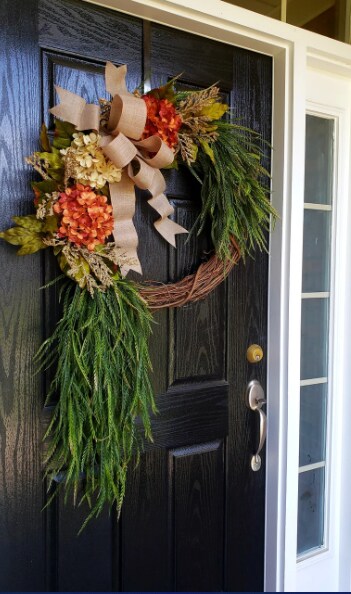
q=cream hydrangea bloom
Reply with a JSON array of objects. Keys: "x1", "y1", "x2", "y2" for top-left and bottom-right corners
[{"x1": 61, "y1": 132, "x2": 122, "y2": 189}]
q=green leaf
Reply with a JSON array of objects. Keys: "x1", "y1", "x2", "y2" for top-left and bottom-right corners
[
  {"x1": 53, "y1": 245, "x2": 63, "y2": 257},
  {"x1": 198, "y1": 139, "x2": 215, "y2": 164},
  {"x1": 43, "y1": 216, "x2": 58, "y2": 234},
  {"x1": 52, "y1": 120, "x2": 76, "y2": 150},
  {"x1": 147, "y1": 74, "x2": 181, "y2": 103},
  {"x1": 0, "y1": 226, "x2": 39, "y2": 245},
  {"x1": 39, "y1": 151, "x2": 63, "y2": 169},
  {"x1": 12, "y1": 215, "x2": 44, "y2": 232},
  {"x1": 32, "y1": 180, "x2": 58, "y2": 196},
  {"x1": 17, "y1": 237, "x2": 46, "y2": 255},
  {"x1": 200, "y1": 101, "x2": 228, "y2": 120},
  {"x1": 52, "y1": 137, "x2": 72, "y2": 150},
  {"x1": 163, "y1": 158, "x2": 179, "y2": 170},
  {"x1": 40, "y1": 123, "x2": 51, "y2": 152}
]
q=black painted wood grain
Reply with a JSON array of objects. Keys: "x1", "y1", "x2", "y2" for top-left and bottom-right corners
[
  {"x1": 226, "y1": 48, "x2": 272, "y2": 593},
  {"x1": 121, "y1": 449, "x2": 170, "y2": 592},
  {"x1": 139, "y1": 380, "x2": 228, "y2": 450},
  {"x1": 0, "y1": 0, "x2": 47, "y2": 590},
  {"x1": 39, "y1": 0, "x2": 142, "y2": 77},
  {"x1": 172, "y1": 440, "x2": 225, "y2": 592}
]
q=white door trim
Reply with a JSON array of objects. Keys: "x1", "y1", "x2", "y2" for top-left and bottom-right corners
[{"x1": 82, "y1": 1, "x2": 351, "y2": 590}]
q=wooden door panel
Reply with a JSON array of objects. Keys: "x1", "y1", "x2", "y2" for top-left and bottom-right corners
[
  {"x1": 145, "y1": 381, "x2": 228, "y2": 449},
  {"x1": 150, "y1": 24, "x2": 233, "y2": 90},
  {"x1": 122, "y1": 449, "x2": 169, "y2": 592},
  {"x1": 42, "y1": 53, "x2": 110, "y2": 130},
  {"x1": 173, "y1": 440, "x2": 225, "y2": 592},
  {"x1": 39, "y1": 0, "x2": 143, "y2": 71},
  {"x1": 56, "y1": 502, "x2": 114, "y2": 592}
]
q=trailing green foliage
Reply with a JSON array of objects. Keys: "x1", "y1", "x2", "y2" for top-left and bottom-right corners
[
  {"x1": 191, "y1": 120, "x2": 278, "y2": 261},
  {"x1": 36, "y1": 279, "x2": 155, "y2": 531}
]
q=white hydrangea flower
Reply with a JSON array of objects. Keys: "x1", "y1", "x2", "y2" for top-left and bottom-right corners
[{"x1": 61, "y1": 132, "x2": 122, "y2": 189}]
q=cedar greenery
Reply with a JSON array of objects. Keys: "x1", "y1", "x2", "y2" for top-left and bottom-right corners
[
  {"x1": 36, "y1": 278, "x2": 155, "y2": 530},
  {"x1": 190, "y1": 120, "x2": 277, "y2": 261}
]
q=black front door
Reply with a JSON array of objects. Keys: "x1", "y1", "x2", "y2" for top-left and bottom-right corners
[{"x1": 0, "y1": 0, "x2": 272, "y2": 591}]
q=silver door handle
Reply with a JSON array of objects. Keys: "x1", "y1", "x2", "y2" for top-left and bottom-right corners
[{"x1": 246, "y1": 379, "x2": 267, "y2": 471}]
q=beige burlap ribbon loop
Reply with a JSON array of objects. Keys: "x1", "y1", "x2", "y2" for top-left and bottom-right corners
[
  {"x1": 99, "y1": 133, "x2": 138, "y2": 169},
  {"x1": 108, "y1": 94, "x2": 147, "y2": 140},
  {"x1": 49, "y1": 61, "x2": 188, "y2": 276}
]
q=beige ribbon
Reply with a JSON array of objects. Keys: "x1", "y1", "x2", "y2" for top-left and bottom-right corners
[{"x1": 50, "y1": 62, "x2": 187, "y2": 275}]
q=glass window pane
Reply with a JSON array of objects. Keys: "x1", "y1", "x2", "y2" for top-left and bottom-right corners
[
  {"x1": 304, "y1": 115, "x2": 334, "y2": 205},
  {"x1": 302, "y1": 210, "x2": 331, "y2": 293},
  {"x1": 299, "y1": 384, "x2": 327, "y2": 466},
  {"x1": 301, "y1": 299, "x2": 329, "y2": 380},
  {"x1": 297, "y1": 468, "x2": 325, "y2": 556}
]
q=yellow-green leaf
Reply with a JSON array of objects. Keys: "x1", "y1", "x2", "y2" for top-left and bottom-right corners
[
  {"x1": 201, "y1": 101, "x2": 228, "y2": 120},
  {"x1": 17, "y1": 237, "x2": 46, "y2": 255},
  {"x1": 43, "y1": 216, "x2": 58, "y2": 233},
  {"x1": 53, "y1": 245, "x2": 63, "y2": 257},
  {"x1": 12, "y1": 215, "x2": 44, "y2": 232},
  {"x1": 32, "y1": 179, "x2": 58, "y2": 196},
  {"x1": 38, "y1": 151, "x2": 63, "y2": 169},
  {"x1": 0, "y1": 226, "x2": 39, "y2": 245},
  {"x1": 53, "y1": 120, "x2": 76, "y2": 150},
  {"x1": 40, "y1": 123, "x2": 51, "y2": 152},
  {"x1": 163, "y1": 158, "x2": 179, "y2": 170},
  {"x1": 198, "y1": 139, "x2": 215, "y2": 164}
]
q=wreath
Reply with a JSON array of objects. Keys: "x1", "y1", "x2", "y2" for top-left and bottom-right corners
[{"x1": 0, "y1": 62, "x2": 276, "y2": 530}]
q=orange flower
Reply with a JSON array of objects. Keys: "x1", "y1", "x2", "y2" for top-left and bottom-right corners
[
  {"x1": 53, "y1": 184, "x2": 114, "y2": 251},
  {"x1": 141, "y1": 95, "x2": 182, "y2": 149}
]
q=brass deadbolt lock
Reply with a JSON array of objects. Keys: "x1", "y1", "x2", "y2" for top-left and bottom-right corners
[{"x1": 246, "y1": 344, "x2": 264, "y2": 363}]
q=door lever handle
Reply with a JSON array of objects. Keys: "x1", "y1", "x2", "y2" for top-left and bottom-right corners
[{"x1": 246, "y1": 379, "x2": 267, "y2": 471}]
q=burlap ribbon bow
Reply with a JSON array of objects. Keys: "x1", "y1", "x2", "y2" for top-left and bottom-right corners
[{"x1": 50, "y1": 62, "x2": 188, "y2": 275}]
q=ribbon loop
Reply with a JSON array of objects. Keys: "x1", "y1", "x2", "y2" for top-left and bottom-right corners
[
  {"x1": 108, "y1": 94, "x2": 147, "y2": 140},
  {"x1": 134, "y1": 137, "x2": 175, "y2": 169},
  {"x1": 100, "y1": 133, "x2": 137, "y2": 170}
]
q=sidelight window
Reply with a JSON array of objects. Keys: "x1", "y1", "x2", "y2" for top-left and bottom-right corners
[{"x1": 297, "y1": 114, "x2": 335, "y2": 558}]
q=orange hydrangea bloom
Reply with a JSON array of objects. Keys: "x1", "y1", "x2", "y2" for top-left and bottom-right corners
[
  {"x1": 141, "y1": 95, "x2": 182, "y2": 149},
  {"x1": 53, "y1": 184, "x2": 114, "y2": 251}
]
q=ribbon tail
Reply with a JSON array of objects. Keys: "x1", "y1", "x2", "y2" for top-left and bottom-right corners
[
  {"x1": 148, "y1": 194, "x2": 188, "y2": 247},
  {"x1": 110, "y1": 174, "x2": 142, "y2": 276},
  {"x1": 50, "y1": 86, "x2": 100, "y2": 131}
]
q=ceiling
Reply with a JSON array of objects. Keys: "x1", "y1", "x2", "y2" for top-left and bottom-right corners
[{"x1": 223, "y1": 0, "x2": 336, "y2": 26}]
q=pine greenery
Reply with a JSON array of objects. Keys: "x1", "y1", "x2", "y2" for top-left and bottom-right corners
[
  {"x1": 191, "y1": 120, "x2": 278, "y2": 261},
  {"x1": 36, "y1": 278, "x2": 155, "y2": 530}
]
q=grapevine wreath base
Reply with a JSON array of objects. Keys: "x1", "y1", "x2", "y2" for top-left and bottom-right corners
[
  {"x1": 0, "y1": 61, "x2": 275, "y2": 530},
  {"x1": 139, "y1": 236, "x2": 240, "y2": 309}
]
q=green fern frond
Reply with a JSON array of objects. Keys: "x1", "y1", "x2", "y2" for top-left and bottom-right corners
[
  {"x1": 190, "y1": 120, "x2": 278, "y2": 261},
  {"x1": 36, "y1": 278, "x2": 155, "y2": 530}
]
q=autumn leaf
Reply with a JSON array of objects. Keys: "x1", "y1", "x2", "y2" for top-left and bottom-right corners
[
  {"x1": 201, "y1": 101, "x2": 228, "y2": 120},
  {"x1": 12, "y1": 215, "x2": 44, "y2": 232}
]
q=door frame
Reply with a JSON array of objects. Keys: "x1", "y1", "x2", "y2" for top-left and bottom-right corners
[{"x1": 82, "y1": 1, "x2": 351, "y2": 590}]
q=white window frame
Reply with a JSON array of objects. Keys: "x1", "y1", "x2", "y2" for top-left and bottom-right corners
[{"x1": 82, "y1": 0, "x2": 351, "y2": 590}]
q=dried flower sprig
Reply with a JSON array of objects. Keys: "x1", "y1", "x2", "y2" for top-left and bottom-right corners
[{"x1": 175, "y1": 85, "x2": 227, "y2": 165}]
